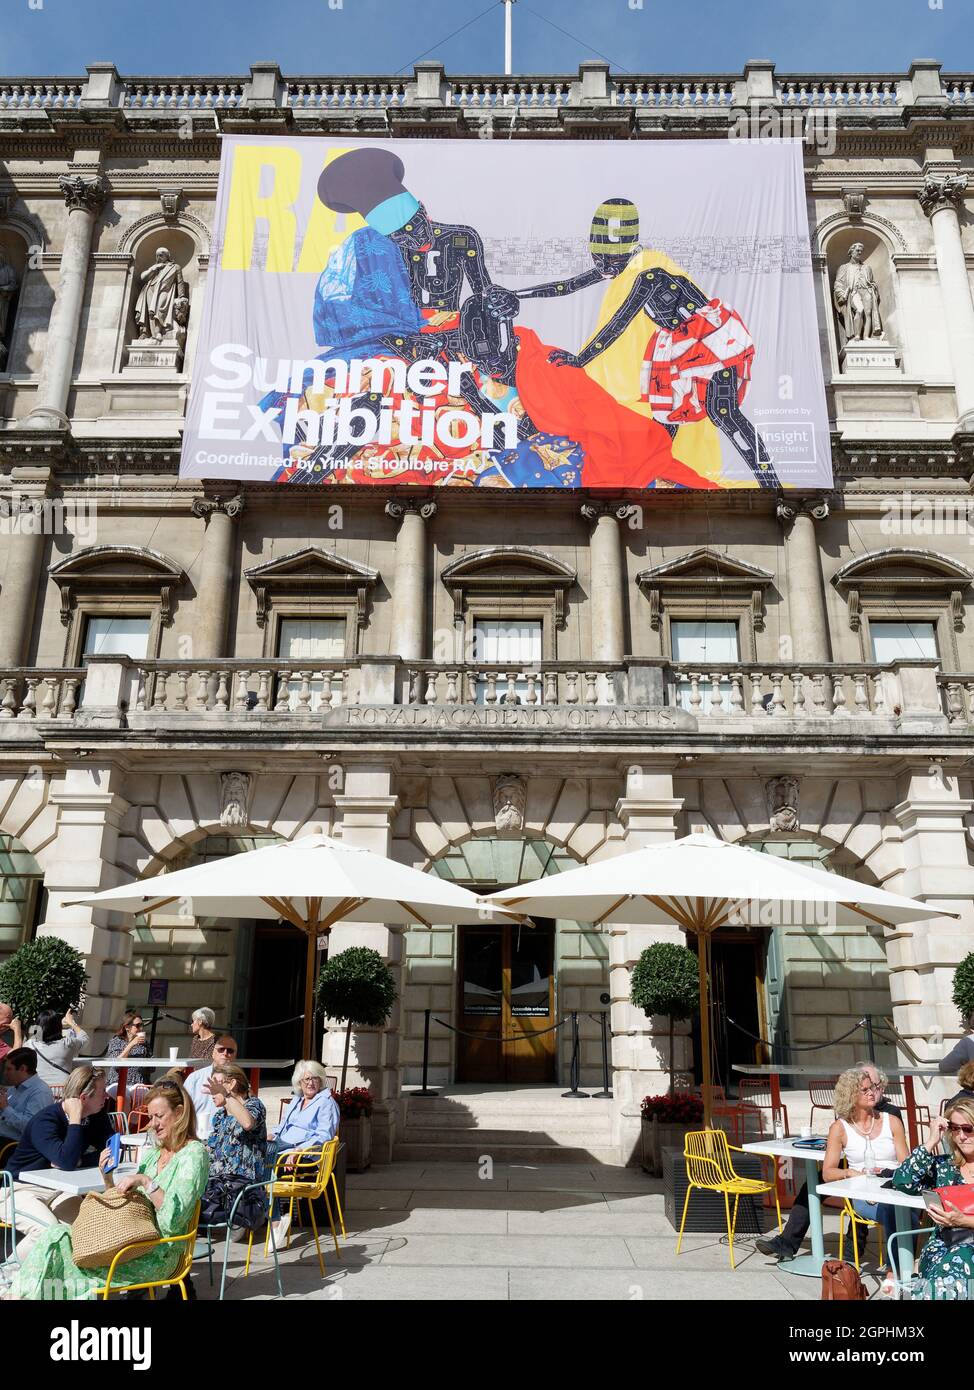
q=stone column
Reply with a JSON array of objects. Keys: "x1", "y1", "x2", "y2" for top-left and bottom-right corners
[
  {"x1": 40, "y1": 763, "x2": 133, "y2": 1046},
  {"x1": 0, "y1": 468, "x2": 53, "y2": 667},
  {"x1": 888, "y1": 765, "x2": 974, "y2": 1112},
  {"x1": 191, "y1": 493, "x2": 244, "y2": 658},
  {"x1": 27, "y1": 175, "x2": 106, "y2": 430},
  {"x1": 610, "y1": 763, "x2": 685, "y2": 1163},
  {"x1": 331, "y1": 763, "x2": 402, "y2": 1161},
  {"x1": 581, "y1": 502, "x2": 631, "y2": 662},
  {"x1": 777, "y1": 499, "x2": 832, "y2": 662},
  {"x1": 919, "y1": 168, "x2": 974, "y2": 432},
  {"x1": 384, "y1": 500, "x2": 435, "y2": 661}
]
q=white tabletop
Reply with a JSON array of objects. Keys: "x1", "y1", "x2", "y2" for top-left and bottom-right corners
[
  {"x1": 816, "y1": 1175, "x2": 926, "y2": 1210},
  {"x1": 24, "y1": 1163, "x2": 138, "y2": 1195},
  {"x1": 120, "y1": 1132, "x2": 150, "y2": 1148},
  {"x1": 79, "y1": 1057, "x2": 201, "y2": 1068},
  {"x1": 733, "y1": 1065, "x2": 942, "y2": 1079},
  {"x1": 741, "y1": 1138, "x2": 829, "y2": 1162}
]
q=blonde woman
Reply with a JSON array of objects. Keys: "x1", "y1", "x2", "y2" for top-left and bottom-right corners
[
  {"x1": 9, "y1": 1079, "x2": 209, "y2": 1301},
  {"x1": 893, "y1": 1096, "x2": 974, "y2": 1298},
  {"x1": 823, "y1": 1065, "x2": 909, "y2": 1290}
]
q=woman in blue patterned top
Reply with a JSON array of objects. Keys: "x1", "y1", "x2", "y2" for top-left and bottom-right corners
[
  {"x1": 892, "y1": 1098, "x2": 974, "y2": 1298},
  {"x1": 200, "y1": 1063, "x2": 267, "y2": 1233}
]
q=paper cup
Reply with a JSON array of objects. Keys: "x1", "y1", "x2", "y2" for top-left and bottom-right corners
[
  {"x1": 801, "y1": 1125, "x2": 813, "y2": 1139},
  {"x1": 169, "y1": 1046, "x2": 179, "y2": 1060}
]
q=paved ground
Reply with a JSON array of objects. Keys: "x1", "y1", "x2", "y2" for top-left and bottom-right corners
[{"x1": 204, "y1": 1158, "x2": 888, "y2": 1302}]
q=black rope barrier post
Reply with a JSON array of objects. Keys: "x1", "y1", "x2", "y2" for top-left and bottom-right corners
[
  {"x1": 148, "y1": 1006, "x2": 160, "y2": 1055},
  {"x1": 591, "y1": 994, "x2": 613, "y2": 1098},
  {"x1": 413, "y1": 1009, "x2": 439, "y2": 1097},
  {"x1": 864, "y1": 1013, "x2": 876, "y2": 1061},
  {"x1": 562, "y1": 1010, "x2": 589, "y2": 1099}
]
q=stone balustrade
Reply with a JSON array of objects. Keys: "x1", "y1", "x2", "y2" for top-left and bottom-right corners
[
  {"x1": 0, "y1": 658, "x2": 957, "y2": 735},
  {"x1": 672, "y1": 664, "x2": 893, "y2": 719},
  {"x1": 2, "y1": 63, "x2": 972, "y2": 118},
  {"x1": 0, "y1": 669, "x2": 85, "y2": 721},
  {"x1": 405, "y1": 662, "x2": 627, "y2": 706}
]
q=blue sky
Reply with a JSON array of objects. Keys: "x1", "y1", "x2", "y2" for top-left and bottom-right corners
[{"x1": 2, "y1": 0, "x2": 971, "y2": 76}]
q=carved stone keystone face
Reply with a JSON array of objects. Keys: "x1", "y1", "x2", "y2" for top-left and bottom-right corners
[
  {"x1": 766, "y1": 776, "x2": 800, "y2": 833},
  {"x1": 220, "y1": 771, "x2": 251, "y2": 829},
  {"x1": 493, "y1": 774, "x2": 526, "y2": 833}
]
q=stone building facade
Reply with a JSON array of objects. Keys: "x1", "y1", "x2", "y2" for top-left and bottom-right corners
[{"x1": 0, "y1": 59, "x2": 972, "y2": 1161}]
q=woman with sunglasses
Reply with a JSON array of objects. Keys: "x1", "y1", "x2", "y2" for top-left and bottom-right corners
[{"x1": 893, "y1": 1098, "x2": 974, "y2": 1298}]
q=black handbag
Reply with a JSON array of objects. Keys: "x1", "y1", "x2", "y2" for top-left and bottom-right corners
[{"x1": 200, "y1": 1175, "x2": 267, "y2": 1230}]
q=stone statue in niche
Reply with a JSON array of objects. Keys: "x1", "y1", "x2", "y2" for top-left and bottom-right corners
[
  {"x1": 0, "y1": 251, "x2": 18, "y2": 368},
  {"x1": 220, "y1": 771, "x2": 251, "y2": 829},
  {"x1": 135, "y1": 247, "x2": 187, "y2": 342},
  {"x1": 493, "y1": 774, "x2": 526, "y2": 833},
  {"x1": 126, "y1": 246, "x2": 190, "y2": 372},
  {"x1": 765, "y1": 775, "x2": 800, "y2": 833},
  {"x1": 833, "y1": 243, "x2": 883, "y2": 345},
  {"x1": 832, "y1": 242, "x2": 899, "y2": 372}
]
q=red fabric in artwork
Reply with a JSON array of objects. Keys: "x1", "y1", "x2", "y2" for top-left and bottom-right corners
[{"x1": 513, "y1": 327, "x2": 716, "y2": 489}]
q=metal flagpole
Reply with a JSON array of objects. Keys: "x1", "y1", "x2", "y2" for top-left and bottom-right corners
[{"x1": 504, "y1": 0, "x2": 516, "y2": 76}]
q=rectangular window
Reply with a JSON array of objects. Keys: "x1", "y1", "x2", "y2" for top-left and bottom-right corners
[
  {"x1": 474, "y1": 620, "x2": 542, "y2": 704},
  {"x1": 276, "y1": 617, "x2": 345, "y2": 710},
  {"x1": 869, "y1": 621, "x2": 938, "y2": 663},
  {"x1": 80, "y1": 615, "x2": 150, "y2": 710},
  {"x1": 82, "y1": 616, "x2": 151, "y2": 659},
  {"x1": 671, "y1": 620, "x2": 739, "y2": 712}
]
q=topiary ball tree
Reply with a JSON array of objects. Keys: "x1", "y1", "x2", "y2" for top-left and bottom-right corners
[
  {"x1": 630, "y1": 942, "x2": 699, "y2": 1096},
  {"x1": 953, "y1": 951, "x2": 974, "y2": 1030},
  {"x1": 316, "y1": 946, "x2": 397, "y2": 1092},
  {"x1": 0, "y1": 936, "x2": 88, "y2": 1031}
]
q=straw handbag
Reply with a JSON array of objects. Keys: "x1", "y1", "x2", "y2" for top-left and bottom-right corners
[{"x1": 71, "y1": 1188, "x2": 159, "y2": 1270}]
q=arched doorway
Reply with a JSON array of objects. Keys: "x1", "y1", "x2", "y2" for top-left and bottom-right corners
[
  {"x1": 422, "y1": 836, "x2": 607, "y2": 1085},
  {"x1": 133, "y1": 833, "x2": 306, "y2": 1077}
]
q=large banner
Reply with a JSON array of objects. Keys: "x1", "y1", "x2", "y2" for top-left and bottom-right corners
[{"x1": 182, "y1": 136, "x2": 831, "y2": 491}]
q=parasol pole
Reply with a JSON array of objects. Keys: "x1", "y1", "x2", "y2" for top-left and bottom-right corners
[
  {"x1": 696, "y1": 926, "x2": 713, "y2": 1128},
  {"x1": 303, "y1": 928, "x2": 318, "y2": 1060}
]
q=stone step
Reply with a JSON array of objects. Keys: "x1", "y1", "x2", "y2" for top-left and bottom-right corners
[
  {"x1": 402, "y1": 1098, "x2": 614, "y2": 1119},
  {"x1": 402, "y1": 1127, "x2": 614, "y2": 1146},
  {"x1": 393, "y1": 1141, "x2": 623, "y2": 1165},
  {"x1": 403, "y1": 1109, "x2": 614, "y2": 1133}
]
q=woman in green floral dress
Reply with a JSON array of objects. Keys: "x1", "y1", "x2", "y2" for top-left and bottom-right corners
[
  {"x1": 9, "y1": 1080, "x2": 209, "y2": 1301},
  {"x1": 892, "y1": 1098, "x2": 974, "y2": 1298}
]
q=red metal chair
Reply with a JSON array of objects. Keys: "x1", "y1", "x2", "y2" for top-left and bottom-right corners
[
  {"x1": 886, "y1": 1082, "x2": 930, "y2": 1134},
  {"x1": 738, "y1": 1078, "x2": 790, "y2": 1136},
  {"x1": 808, "y1": 1077, "x2": 837, "y2": 1127}
]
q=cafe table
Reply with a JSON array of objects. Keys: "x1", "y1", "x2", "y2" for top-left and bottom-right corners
[
  {"x1": 816, "y1": 1174, "x2": 926, "y2": 1285},
  {"x1": 733, "y1": 1063, "x2": 943, "y2": 1148},
  {"x1": 25, "y1": 1162, "x2": 138, "y2": 1197},
  {"x1": 741, "y1": 1136, "x2": 831, "y2": 1277}
]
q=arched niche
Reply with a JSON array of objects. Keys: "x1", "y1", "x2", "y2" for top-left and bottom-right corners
[
  {"x1": 823, "y1": 224, "x2": 900, "y2": 374},
  {"x1": 120, "y1": 223, "x2": 201, "y2": 373}
]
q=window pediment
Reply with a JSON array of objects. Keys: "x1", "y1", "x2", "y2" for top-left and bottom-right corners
[
  {"x1": 832, "y1": 548, "x2": 973, "y2": 632},
  {"x1": 441, "y1": 546, "x2": 576, "y2": 628},
  {"x1": 244, "y1": 547, "x2": 379, "y2": 629},
  {"x1": 636, "y1": 548, "x2": 775, "y2": 632},
  {"x1": 49, "y1": 546, "x2": 184, "y2": 627}
]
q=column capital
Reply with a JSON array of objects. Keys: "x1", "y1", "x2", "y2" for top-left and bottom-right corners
[
  {"x1": 776, "y1": 496, "x2": 830, "y2": 527},
  {"x1": 57, "y1": 174, "x2": 107, "y2": 216},
  {"x1": 581, "y1": 501, "x2": 637, "y2": 523},
  {"x1": 384, "y1": 498, "x2": 436, "y2": 520},
  {"x1": 191, "y1": 491, "x2": 245, "y2": 521},
  {"x1": 918, "y1": 169, "x2": 968, "y2": 219}
]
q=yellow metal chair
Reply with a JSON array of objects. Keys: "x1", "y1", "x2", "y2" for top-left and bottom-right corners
[
  {"x1": 264, "y1": 1138, "x2": 344, "y2": 1276},
  {"x1": 95, "y1": 1201, "x2": 201, "y2": 1300},
  {"x1": 676, "y1": 1128, "x2": 783, "y2": 1270},
  {"x1": 838, "y1": 1198, "x2": 885, "y2": 1272}
]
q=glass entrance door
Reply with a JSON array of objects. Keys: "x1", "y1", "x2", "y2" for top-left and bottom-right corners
[{"x1": 457, "y1": 920, "x2": 556, "y2": 1082}]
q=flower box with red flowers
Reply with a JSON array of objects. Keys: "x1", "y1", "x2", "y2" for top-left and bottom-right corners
[
  {"x1": 640, "y1": 1093, "x2": 704, "y2": 1175},
  {"x1": 336, "y1": 1086, "x2": 373, "y2": 1119}
]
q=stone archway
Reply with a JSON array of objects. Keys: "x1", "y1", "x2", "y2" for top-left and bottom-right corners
[{"x1": 403, "y1": 833, "x2": 610, "y2": 1088}]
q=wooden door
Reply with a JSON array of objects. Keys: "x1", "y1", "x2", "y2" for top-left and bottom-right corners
[{"x1": 457, "y1": 920, "x2": 556, "y2": 1083}]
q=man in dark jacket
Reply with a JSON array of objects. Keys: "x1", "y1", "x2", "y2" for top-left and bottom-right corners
[
  {"x1": 2, "y1": 1065, "x2": 113, "y2": 1266},
  {"x1": 756, "y1": 1061, "x2": 902, "y2": 1260}
]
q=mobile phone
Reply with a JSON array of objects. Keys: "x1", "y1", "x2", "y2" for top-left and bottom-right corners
[{"x1": 103, "y1": 1132, "x2": 122, "y2": 1173}]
